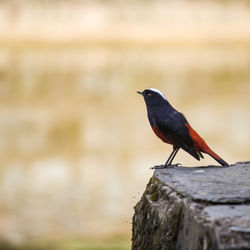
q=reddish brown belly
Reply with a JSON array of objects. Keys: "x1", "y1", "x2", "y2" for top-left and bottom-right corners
[{"x1": 152, "y1": 125, "x2": 174, "y2": 145}]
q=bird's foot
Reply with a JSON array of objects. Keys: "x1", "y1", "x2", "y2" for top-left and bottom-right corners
[
  {"x1": 150, "y1": 165, "x2": 166, "y2": 170},
  {"x1": 151, "y1": 163, "x2": 181, "y2": 170},
  {"x1": 166, "y1": 163, "x2": 182, "y2": 168}
]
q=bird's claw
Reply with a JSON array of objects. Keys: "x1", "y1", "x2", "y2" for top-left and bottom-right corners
[
  {"x1": 165, "y1": 163, "x2": 182, "y2": 168},
  {"x1": 151, "y1": 163, "x2": 182, "y2": 170},
  {"x1": 150, "y1": 165, "x2": 166, "y2": 170}
]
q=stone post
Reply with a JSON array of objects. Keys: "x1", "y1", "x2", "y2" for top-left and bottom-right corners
[{"x1": 132, "y1": 162, "x2": 250, "y2": 250}]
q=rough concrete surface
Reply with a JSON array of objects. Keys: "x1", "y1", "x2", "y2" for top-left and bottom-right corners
[{"x1": 132, "y1": 162, "x2": 250, "y2": 250}]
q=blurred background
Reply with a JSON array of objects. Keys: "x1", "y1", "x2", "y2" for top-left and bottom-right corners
[{"x1": 0, "y1": 0, "x2": 250, "y2": 249}]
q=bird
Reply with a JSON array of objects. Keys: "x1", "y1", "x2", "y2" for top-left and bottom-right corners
[{"x1": 137, "y1": 88, "x2": 229, "y2": 168}]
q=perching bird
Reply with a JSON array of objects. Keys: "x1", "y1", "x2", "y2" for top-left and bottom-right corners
[{"x1": 137, "y1": 88, "x2": 229, "y2": 168}]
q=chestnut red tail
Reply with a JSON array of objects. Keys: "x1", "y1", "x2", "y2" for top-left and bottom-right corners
[
  {"x1": 137, "y1": 88, "x2": 229, "y2": 167},
  {"x1": 185, "y1": 123, "x2": 228, "y2": 166}
]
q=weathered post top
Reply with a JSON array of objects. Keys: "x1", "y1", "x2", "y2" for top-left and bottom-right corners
[
  {"x1": 154, "y1": 161, "x2": 250, "y2": 204},
  {"x1": 132, "y1": 162, "x2": 250, "y2": 250}
]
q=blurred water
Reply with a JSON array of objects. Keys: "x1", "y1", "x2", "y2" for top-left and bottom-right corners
[{"x1": 0, "y1": 0, "x2": 249, "y2": 248}]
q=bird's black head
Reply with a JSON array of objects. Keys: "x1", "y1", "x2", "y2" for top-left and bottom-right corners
[{"x1": 137, "y1": 88, "x2": 169, "y2": 108}]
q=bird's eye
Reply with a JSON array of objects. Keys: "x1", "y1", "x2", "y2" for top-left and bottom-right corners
[{"x1": 147, "y1": 93, "x2": 152, "y2": 96}]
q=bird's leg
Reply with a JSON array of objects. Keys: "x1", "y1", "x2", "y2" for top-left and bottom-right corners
[
  {"x1": 165, "y1": 147, "x2": 180, "y2": 167},
  {"x1": 165, "y1": 147, "x2": 179, "y2": 165},
  {"x1": 151, "y1": 146, "x2": 180, "y2": 169}
]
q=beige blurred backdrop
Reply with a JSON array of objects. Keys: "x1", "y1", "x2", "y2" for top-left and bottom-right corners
[{"x1": 0, "y1": 0, "x2": 250, "y2": 249}]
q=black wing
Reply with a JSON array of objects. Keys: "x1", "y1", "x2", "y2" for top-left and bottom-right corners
[{"x1": 153, "y1": 110, "x2": 200, "y2": 160}]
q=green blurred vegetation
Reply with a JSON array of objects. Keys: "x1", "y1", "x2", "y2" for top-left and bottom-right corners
[{"x1": 0, "y1": 236, "x2": 130, "y2": 250}]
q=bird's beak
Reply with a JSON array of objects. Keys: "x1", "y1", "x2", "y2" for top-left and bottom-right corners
[{"x1": 137, "y1": 91, "x2": 143, "y2": 96}]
